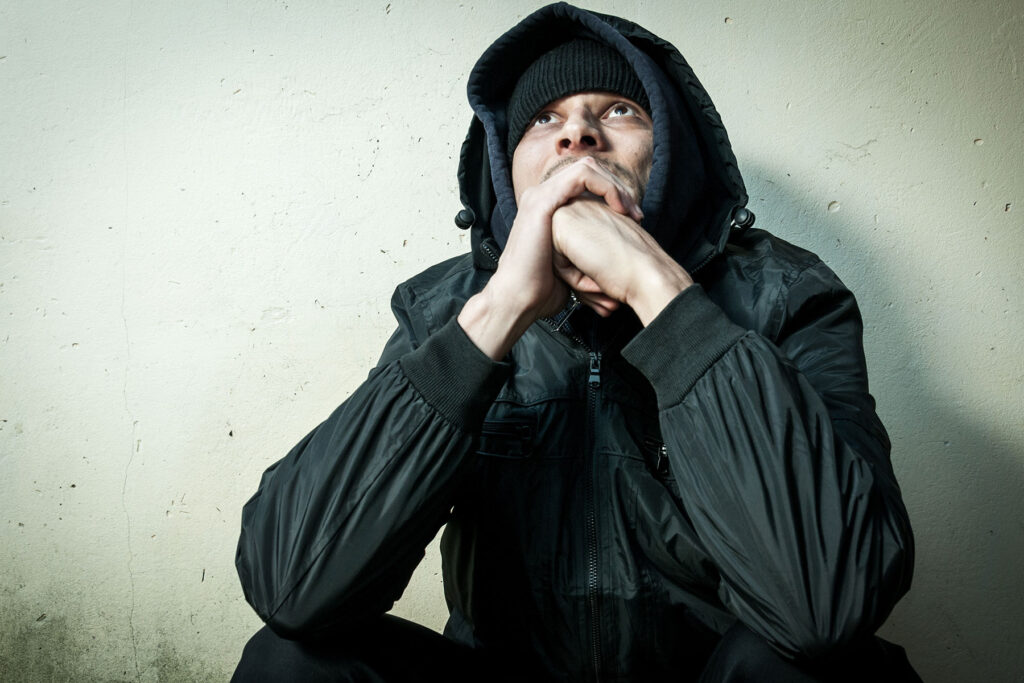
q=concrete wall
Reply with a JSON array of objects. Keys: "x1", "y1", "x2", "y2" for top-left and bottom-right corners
[{"x1": 1, "y1": 1, "x2": 1021, "y2": 680}]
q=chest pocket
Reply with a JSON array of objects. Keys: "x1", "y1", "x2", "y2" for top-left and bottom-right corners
[
  {"x1": 474, "y1": 397, "x2": 580, "y2": 461},
  {"x1": 477, "y1": 419, "x2": 534, "y2": 459}
]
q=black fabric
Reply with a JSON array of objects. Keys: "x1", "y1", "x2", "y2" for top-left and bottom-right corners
[
  {"x1": 234, "y1": 3, "x2": 918, "y2": 681},
  {"x1": 505, "y1": 38, "x2": 650, "y2": 158},
  {"x1": 698, "y1": 623, "x2": 924, "y2": 683},
  {"x1": 235, "y1": 228, "x2": 917, "y2": 679},
  {"x1": 399, "y1": 316, "x2": 511, "y2": 431},
  {"x1": 621, "y1": 285, "x2": 746, "y2": 405},
  {"x1": 230, "y1": 616, "x2": 515, "y2": 683},
  {"x1": 230, "y1": 616, "x2": 919, "y2": 683}
]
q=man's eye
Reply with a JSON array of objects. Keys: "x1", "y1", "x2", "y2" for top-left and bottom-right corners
[
  {"x1": 607, "y1": 103, "x2": 637, "y2": 118},
  {"x1": 532, "y1": 112, "x2": 554, "y2": 126}
]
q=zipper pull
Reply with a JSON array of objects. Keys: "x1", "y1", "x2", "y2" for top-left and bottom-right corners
[
  {"x1": 588, "y1": 351, "x2": 602, "y2": 388},
  {"x1": 657, "y1": 444, "x2": 669, "y2": 476},
  {"x1": 552, "y1": 291, "x2": 582, "y2": 332}
]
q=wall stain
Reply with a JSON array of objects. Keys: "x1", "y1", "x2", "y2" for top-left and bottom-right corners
[
  {"x1": 0, "y1": 589, "x2": 227, "y2": 682},
  {"x1": 150, "y1": 641, "x2": 223, "y2": 683}
]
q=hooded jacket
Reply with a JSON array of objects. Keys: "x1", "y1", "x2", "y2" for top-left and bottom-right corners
[{"x1": 235, "y1": 4, "x2": 914, "y2": 681}]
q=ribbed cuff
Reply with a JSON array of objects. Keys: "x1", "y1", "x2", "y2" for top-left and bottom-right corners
[
  {"x1": 621, "y1": 285, "x2": 745, "y2": 409},
  {"x1": 399, "y1": 317, "x2": 512, "y2": 431}
]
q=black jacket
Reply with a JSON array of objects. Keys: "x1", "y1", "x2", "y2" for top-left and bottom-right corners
[{"x1": 235, "y1": 4, "x2": 913, "y2": 681}]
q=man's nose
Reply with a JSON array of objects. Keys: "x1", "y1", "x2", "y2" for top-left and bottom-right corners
[{"x1": 558, "y1": 109, "x2": 604, "y2": 152}]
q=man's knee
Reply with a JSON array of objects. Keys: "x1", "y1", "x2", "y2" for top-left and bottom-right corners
[
  {"x1": 230, "y1": 616, "x2": 492, "y2": 683},
  {"x1": 230, "y1": 624, "x2": 377, "y2": 683},
  {"x1": 697, "y1": 623, "x2": 812, "y2": 683},
  {"x1": 699, "y1": 623, "x2": 921, "y2": 683}
]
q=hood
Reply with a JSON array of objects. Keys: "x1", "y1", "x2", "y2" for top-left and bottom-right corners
[{"x1": 456, "y1": 2, "x2": 750, "y2": 273}]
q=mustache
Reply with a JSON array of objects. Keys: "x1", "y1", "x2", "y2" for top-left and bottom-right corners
[{"x1": 541, "y1": 155, "x2": 637, "y2": 186}]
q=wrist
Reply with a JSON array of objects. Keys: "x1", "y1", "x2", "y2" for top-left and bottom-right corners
[
  {"x1": 627, "y1": 258, "x2": 693, "y2": 326},
  {"x1": 457, "y1": 284, "x2": 536, "y2": 360}
]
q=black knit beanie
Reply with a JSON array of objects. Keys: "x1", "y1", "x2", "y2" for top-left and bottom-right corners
[{"x1": 506, "y1": 38, "x2": 650, "y2": 158}]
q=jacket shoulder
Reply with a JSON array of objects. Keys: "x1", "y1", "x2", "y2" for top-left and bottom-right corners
[
  {"x1": 392, "y1": 252, "x2": 488, "y2": 339},
  {"x1": 723, "y1": 227, "x2": 829, "y2": 276},
  {"x1": 702, "y1": 227, "x2": 850, "y2": 340}
]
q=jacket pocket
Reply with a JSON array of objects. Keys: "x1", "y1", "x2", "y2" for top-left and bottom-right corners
[{"x1": 476, "y1": 420, "x2": 534, "y2": 459}]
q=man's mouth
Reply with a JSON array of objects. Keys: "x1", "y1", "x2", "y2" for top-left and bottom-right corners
[
  {"x1": 543, "y1": 155, "x2": 616, "y2": 182},
  {"x1": 542, "y1": 155, "x2": 640, "y2": 198}
]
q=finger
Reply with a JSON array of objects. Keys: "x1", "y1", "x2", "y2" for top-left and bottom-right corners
[
  {"x1": 572, "y1": 288, "x2": 620, "y2": 317},
  {"x1": 578, "y1": 157, "x2": 645, "y2": 221},
  {"x1": 551, "y1": 158, "x2": 643, "y2": 220},
  {"x1": 574, "y1": 190, "x2": 644, "y2": 223},
  {"x1": 553, "y1": 258, "x2": 623, "y2": 311},
  {"x1": 580, "y1": 295, "x2": 620, "y2": 317},
  {"x1": 572, "y1": 274, "x2": 604, "y2": 294},
  {"x1": 575, "y1": 162, "x2": 638, "y2": 218},
  {"x1": 552, "y1": 251, "x2": 585, "y2": 285}
]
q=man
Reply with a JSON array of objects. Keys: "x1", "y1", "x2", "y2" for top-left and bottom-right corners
[{"x1": 232, "y1": 4, "x2": 919, "y2": 681}]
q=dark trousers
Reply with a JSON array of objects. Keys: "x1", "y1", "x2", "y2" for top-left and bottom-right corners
[{"x1": 231, "y1": 615, "x2": 921, "y2": 683}]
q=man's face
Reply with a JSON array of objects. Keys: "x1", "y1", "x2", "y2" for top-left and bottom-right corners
[{"x1": 511, "y1": 91, "x2": 654, "y2": 204}]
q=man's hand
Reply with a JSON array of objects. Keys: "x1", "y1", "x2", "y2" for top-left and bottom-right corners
[
  {"x1": 458, "y1": 157, "x2": 642, "y2": 359},
  {"x1": 551, "y1": 197, "x2": 693, "y2": 326}
]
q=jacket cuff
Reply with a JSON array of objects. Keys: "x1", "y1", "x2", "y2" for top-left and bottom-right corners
[
  {"x1": 399, "y1": 317, "x2": 511, "y2": 430},
  {"x1": 621, "y1": 285, "x2": 746, "y2": 408}
]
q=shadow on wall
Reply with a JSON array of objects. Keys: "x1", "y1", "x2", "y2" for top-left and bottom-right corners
[{"x1": 743, "y1": 161, "x2": 1024, "y2": 683}]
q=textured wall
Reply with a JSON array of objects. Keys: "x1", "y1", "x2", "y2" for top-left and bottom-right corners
[{"x1": 1, "y1": 1, "x2": 1021, "y2": 681}]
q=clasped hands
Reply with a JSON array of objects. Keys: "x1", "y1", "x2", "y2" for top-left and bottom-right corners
[{"x1": 458, "y1": 156, "x2": 693, "y2": 359}]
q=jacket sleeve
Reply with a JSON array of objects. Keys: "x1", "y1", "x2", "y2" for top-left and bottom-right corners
[
  {"x1": 620, "y1": 262, "x2": 914, "y2": 662},
  {"x1": 235, "y1": 287, "x2": 510, "y2": 638}
]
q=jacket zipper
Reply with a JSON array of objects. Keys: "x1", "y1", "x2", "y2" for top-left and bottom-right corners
[
  {"x1": 543, "y1": 311, "x2": 603, "y2": 679},
  {"x1": 505, "y1": 214, "x2": 738, "y2": 678},
  {"x1": 586, "y1": 350, "x2": 603, "y2": 682},
  {"x1": 480, "y1": 240, "x2": 500, "y2": 266}
]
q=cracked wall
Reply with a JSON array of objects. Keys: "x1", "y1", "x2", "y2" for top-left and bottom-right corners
[{"x1": 1, "y1": 1, "x2": 1022, "y2": 681}]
